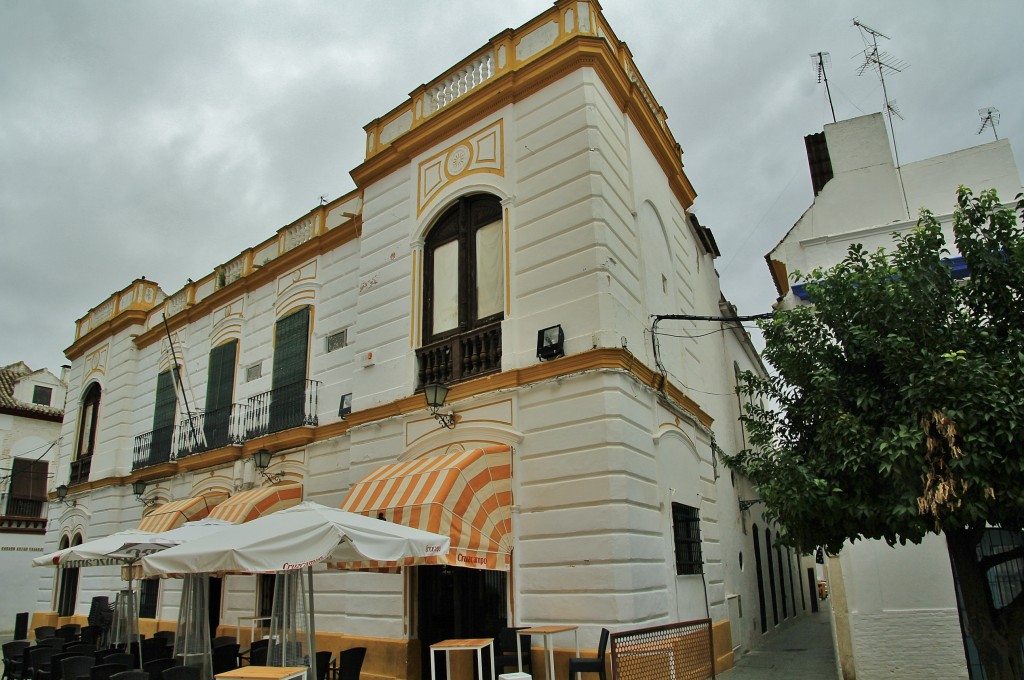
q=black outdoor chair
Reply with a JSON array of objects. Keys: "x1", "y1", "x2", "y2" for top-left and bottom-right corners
[
  {"x1": 495, "y1": 627, "x2": 531, "y2": 676},
  {"x1": 100, "y1": 655, "x2": 133, "y2": 671},
  {"x1": 59, "y1": 655, "x2": 94, "y2": 680},
  {"x1": 90, "y1": 663, "x2": 130, "y2": 680},
  {"x1": 28, "y1": 646, "x2": 56, "y2": 680},
  {"x1": 160, "y1": 666, "x2": 199, "y2": 680},
  {"x1": 141, "y1": 658, "x2": 174, "y2": 680},
  {"x1": 34, "y1": 628, "x2": 57, "y2": 642},
  {"x1": 38, "y1": 639, "x2": 65, "y2": 652},
  {"x1": 248, "y1": 643, "x2": 268, "y2": 666},
  {"x1": 567, "y1": 628, "x2": 609, "y2": 680},
  {"x1": 210, "y1": 636, "x2": 236, "y2": 649},
  {"x1": 150, "y1": 633, "x2": 174, "y2": 647},
  {"x1": 110, "y1": 672, "x2": 148, "y2": 680},
  {"x1": 77, "y1": 628, "x2": 102, "y2": 650},
  {"x1": 93, "y1": 650, "x2": 122, "y2": 664},
  {"x1": 18, "y1": 645, "x2": 42, "y2": 680},
  {"x1": 2, "y1": 640, "x2": 32, "y2": 680},
  {"x1": 57, "y1": 626, "x2": 81, "y2": 643},
  {"x1": 211, "y1": 643, "x2": 239, "y2": 675},
  {"x1": 37, "y1": 651, "x2": 75, "y2": 680},
  {"x1": 139, "y1": 638, "x2": 170, "y2": 663},
  {"x1": 313, "y1": 650, "x2": 332, "y2": 680},
  {"x1": 239, "y1": 638, "x2": 268, "y2": 666},
  {"x1": 64, "y1": 645, "x2": 95, "y2": 658},
  {"x1": 14, "y1": 612, "x2": 30, "y2": 642},
  {"x1": 335, "y1": 647, "x2": 366, "y2": 680}
]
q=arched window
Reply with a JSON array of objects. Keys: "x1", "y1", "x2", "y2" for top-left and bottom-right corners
[
  {"x1": 57, "y1": 533, "x2": 82, "y2": 616},
  {"x1": 71, "y1": 384, "x2": 101, "y2": 484},
  {"x1": 419, "y1": 194, "x2": 504, "y2": 384}
]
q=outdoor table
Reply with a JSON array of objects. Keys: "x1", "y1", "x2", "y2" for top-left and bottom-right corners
[
  {"x1": 215, "y1": 666, "x2": 307, "y2": 680},
  {"x1": 429, "y1": 638, "x2": 496, "y2": 680},
  {"x1": 516, "y1": 625, "x2": 579, "y2": 680}
]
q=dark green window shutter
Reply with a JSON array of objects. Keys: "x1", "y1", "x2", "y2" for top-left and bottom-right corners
[
  {"x1": 150, "y1": 369, "x2": 178, "y2": 463},
  {"x1": 273, "y1": 307, "x2": 310, "y2": 390},
  {"x1": 204, "y1": 340, "x2": 238, "y2": 449},
  {"x1": 270, "y1": 307, "x2": 310, "y2": 431}
]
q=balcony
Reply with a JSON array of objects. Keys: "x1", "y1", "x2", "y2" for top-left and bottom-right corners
[
  {"x1": 69, "y1": 456, "x2": 92, "y2": 485},
  {"x1": 245, "y1": 379, "x2": 320, "y2": 439},
  {"x1": 175, "y1": 404, "x2": 246, "y2": 458},
  {"x1": 417, "y1": 322, "x2": 502, "y2": 386},
  {"x1": 132, "y1": 425, "x2": 175, "y2": 470}
]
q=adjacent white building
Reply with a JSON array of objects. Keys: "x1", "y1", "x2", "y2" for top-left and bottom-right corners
[
  {"x1": 0, "y1": 361, "x2": 66, "y2": 637},
  {"x1": 766, "y1": 112, "x2": 1024, "y2": 680},
  {"x1": 35, "y1": 2, "x2": 813, "y2": 678}
]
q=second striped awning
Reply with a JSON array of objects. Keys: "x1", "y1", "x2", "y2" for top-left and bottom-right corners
[
  {"x1": 137, "y1": 491, "x2": 230, "y2": 533},
  {"x1": 208, "y1": 483, "x2": 304, "y2": 524},
  {"x1": 338, "y1": 445, "x2": 512, "y2": 571}
]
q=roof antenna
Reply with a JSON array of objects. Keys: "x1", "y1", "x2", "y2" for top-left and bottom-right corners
[
  {"x1": 854, "y1": 18, "x2": 911, "y2": 219},
  {"x1": 811, "y1": 52, "x2": 837, "y2": 123},
  {"x1": 977, "y1": 107, "x2": 1000, "y2": 141}
]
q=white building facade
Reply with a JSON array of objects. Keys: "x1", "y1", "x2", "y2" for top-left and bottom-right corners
[
  {"x1": 766, "y1": 112, "x2": 1024, "y2": 680},
  {"x1": 1, "y1": 362, "x2": 66, "y2": 637},
  {"x1": 37, "y1": 3, "x2": 811, "y2": 678}
]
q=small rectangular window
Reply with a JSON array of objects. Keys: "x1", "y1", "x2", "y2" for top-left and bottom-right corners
[
  {"x1": 326, "y1": 330, "x2": 348, "y2": 353},
  {"x1": 246, "y1": 363, "x2": 262, "y2": 382},
  {"x1": 672, "y1": 502, "x2": 703, "y2": 575},
  {"x1": 339, "y1": 393, "x2": 352, "y2": 418},
  {"x1": 32, "y1": 385, "x2": 52, "y2": 406}
]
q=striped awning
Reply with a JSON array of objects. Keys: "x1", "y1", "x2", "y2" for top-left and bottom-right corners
[
  {"x1": 208, "y1": 483, "x2": 303, "y2": 524},
  {"x1": 338, "y1": 445, "x2": 512, "y2": 571},
  {"x1": 137, "y1": 491, "x2": 231, "y2": 533}
]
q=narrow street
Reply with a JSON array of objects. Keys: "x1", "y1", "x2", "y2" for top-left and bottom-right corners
[{"x1": 720, "y1": 610, "x2": 838, "y2": 680}]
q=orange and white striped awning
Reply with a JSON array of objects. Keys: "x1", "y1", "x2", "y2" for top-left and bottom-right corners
[
  {"x1": 137, "y1": 491, "x2": 231, "y2": 533},
  {"x1": 339, "y1": 445, "x2": 512, "y2": 571},
  {"x1": 208, "y1": 483, "x2": 303, "y2": 524}
]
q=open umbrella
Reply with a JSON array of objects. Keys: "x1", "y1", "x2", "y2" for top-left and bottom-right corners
[{"x1": 141, "y1": 501, "x2": 451, "y2": 679}]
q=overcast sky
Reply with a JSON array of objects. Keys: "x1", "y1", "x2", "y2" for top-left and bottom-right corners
[{"x1": 2, "y1": 0, "x2": 1022, "y2": 377}]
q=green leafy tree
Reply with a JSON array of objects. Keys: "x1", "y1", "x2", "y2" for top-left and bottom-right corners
[{"x1": 726, "y1": 187, "x2": 1024, "y2": 679}]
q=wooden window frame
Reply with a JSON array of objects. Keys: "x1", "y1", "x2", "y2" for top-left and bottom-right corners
[{"x1": 422, "y1": 194, "x2": 504, "y2": 345}]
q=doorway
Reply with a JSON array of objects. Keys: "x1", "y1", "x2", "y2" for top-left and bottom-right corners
[
  {"x1": 416, "y1": 566, "x2": 507, "y2": 680},
  {"x1": 209, "y1": 576, "x2": 223, "y2": 636}
]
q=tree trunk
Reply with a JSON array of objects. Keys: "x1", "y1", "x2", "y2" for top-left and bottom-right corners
[{"x1": 946, "y1": 527, "x2": 1023, "y2": 680}]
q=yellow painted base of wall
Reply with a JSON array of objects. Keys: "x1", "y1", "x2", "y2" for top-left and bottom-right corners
[{"x1": 712, "y1": 619, "x2": 735, "y2": 675}]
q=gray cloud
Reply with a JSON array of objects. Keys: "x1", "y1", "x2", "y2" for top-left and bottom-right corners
[{"x1": 2, "y1": 0, "x2": 1021, "y2": 374}]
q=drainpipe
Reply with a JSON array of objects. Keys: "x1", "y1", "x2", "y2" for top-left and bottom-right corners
[{"x1": 827, "y1": 554, "x2": 858, "y2": 679}]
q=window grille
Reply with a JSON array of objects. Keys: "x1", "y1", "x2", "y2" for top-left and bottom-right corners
[
  {"x1": 246, "y1": 363, "x2": 262, "y2": 382},
  {"x1": 327, "y1": 329, "x2": 347, "y2": 353},
  {"x1": 672, "y1": 502, "x2": 703, "y2": 575},
  {"x1": 139, "y1": 578, "x2": 159, "y2": 618}
]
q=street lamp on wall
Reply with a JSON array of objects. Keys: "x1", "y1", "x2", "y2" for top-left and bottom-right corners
[
  {"x1": 423, "y1": 383, "x2": 456, "y2": 429},
  {"x1": 739, "y1": 498, "x2": 765, "y2": 512},
  {"x1": 253, "y1": 449, "x2": 284, "y2": 484},
  {"x1": 53, "y1": 484, "x2": 76, "y2": 508},
  {"x1": 132, "y1": 480, "x2": 158, "y2": 507}
]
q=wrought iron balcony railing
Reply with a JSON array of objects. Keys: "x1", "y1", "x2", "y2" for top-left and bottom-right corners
[
  {"x1": 417, "y1": 322, "x2": 502, "y2": 387},
  {"x1": 175, "y1": 404, "x2": 247, "y2": 458},
  {"x1": 245, "y1": 379, "x2": 320, "y2": 439},
  {"x1": 4, "y1": 498, "x2": 44, "y2": 519},
  {"x1": 133, "y1": 425, "x2": 175, "y2": 470}
]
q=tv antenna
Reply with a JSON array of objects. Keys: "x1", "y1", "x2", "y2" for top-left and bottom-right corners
[
  {"x1": 977, "y1": 107, "x2": 1000, "y2": 140},
  {"x1": 811, "y1": 51, "x2": 836, "y2": 123},
  {"x1": 854, "y1": 18, "x2": 910, "y2": 218}
]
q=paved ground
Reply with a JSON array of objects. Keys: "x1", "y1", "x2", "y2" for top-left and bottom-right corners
[{"x1": 719, "y1": 610, "x2": 839, "y2": 679}]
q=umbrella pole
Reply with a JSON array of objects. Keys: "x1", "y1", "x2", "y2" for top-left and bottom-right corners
[{"x1": 307, "y1": 566, "x2": 317, "y2": 680}]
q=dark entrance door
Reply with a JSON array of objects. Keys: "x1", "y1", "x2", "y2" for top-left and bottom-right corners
[
  {"x1": 416, "y1": 566, "x2": 507, "y2": 680},
  {"x1": 209, "y1": 576, "x2": 223, "y2": 636}
]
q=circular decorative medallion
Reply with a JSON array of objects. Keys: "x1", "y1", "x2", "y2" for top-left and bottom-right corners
[{"x1": 446, "y1": 144, "x2": 471, "y2": 176}]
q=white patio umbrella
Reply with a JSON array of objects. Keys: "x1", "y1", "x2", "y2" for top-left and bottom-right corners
[{"x1": 141, "y1": 501, "x2": 451, "y2": 679}]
